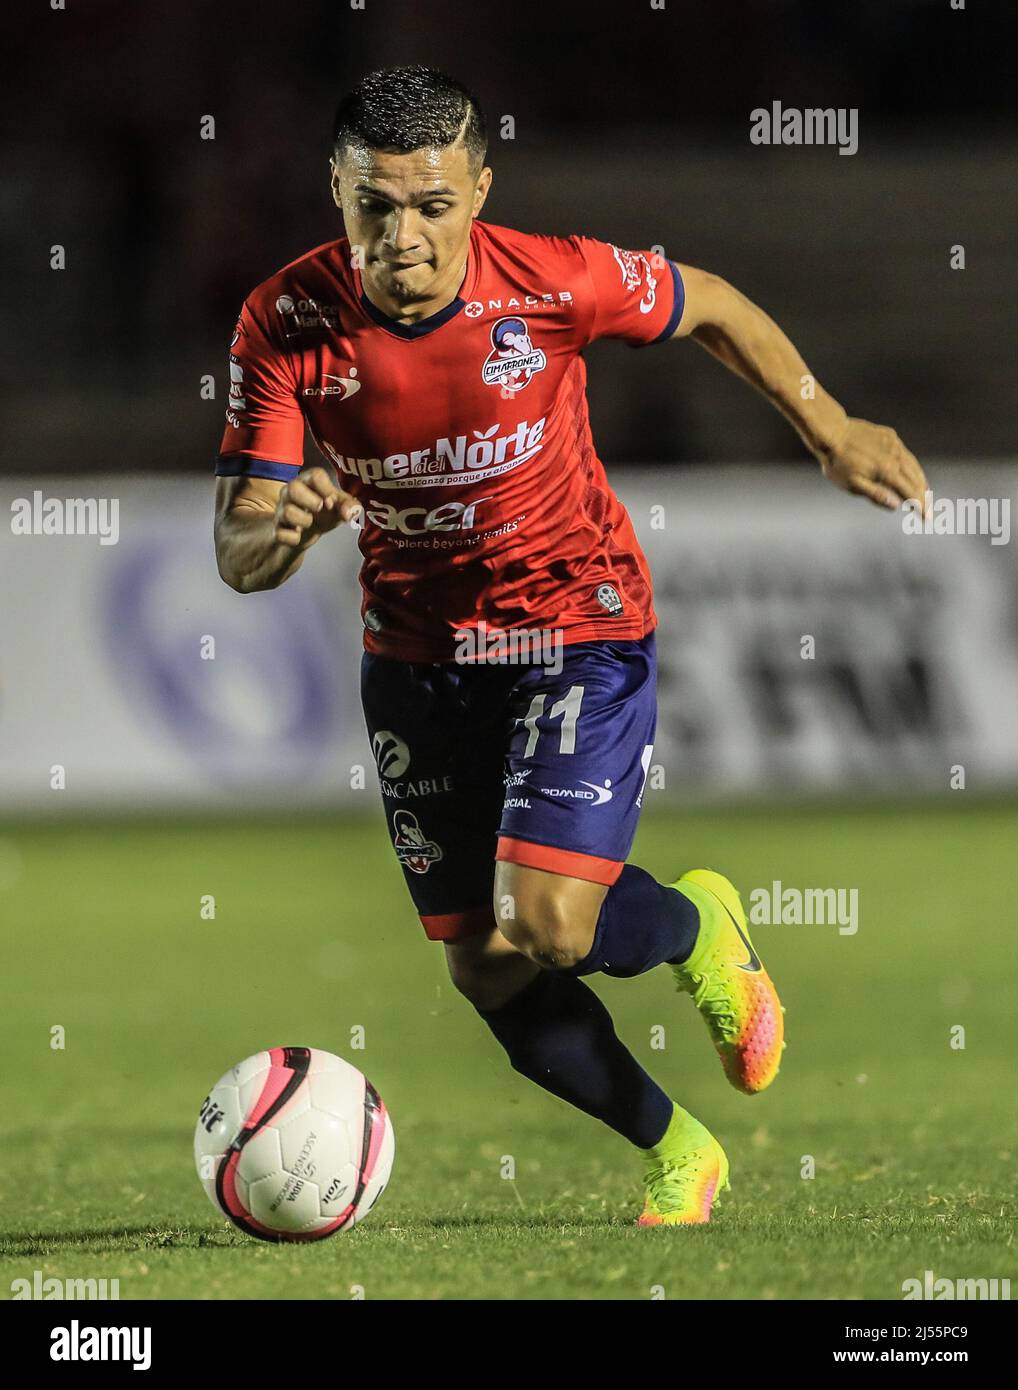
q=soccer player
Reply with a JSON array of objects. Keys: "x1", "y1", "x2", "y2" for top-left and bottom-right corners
[{"x1": 214, "y1": 67, "x2": 928, "y2": 1224}]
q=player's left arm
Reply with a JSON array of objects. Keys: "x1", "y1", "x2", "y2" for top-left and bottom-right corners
[{"x1": 670, "y1": 263, "x2": 929, "y2": 512}]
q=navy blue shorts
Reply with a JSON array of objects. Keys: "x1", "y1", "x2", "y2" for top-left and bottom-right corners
[{"x1": 360, "y1": 632, "x2": 657, "y2": 941}]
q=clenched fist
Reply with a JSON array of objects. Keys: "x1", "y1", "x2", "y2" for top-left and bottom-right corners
[
  {"x1": 274, "y1": 467, "x2": 362, "y2": 547},
  {"x1": 818, "y1": 419, "x2": 929, "y2": 515}
]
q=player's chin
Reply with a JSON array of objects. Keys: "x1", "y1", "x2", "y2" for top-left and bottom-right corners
[{"x1": 383, "y1": 264, "x2": 434, "y2": 296}]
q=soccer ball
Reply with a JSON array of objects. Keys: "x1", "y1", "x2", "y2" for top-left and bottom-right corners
[{"x1": 194, "y1": 1046, "x2": 394, "y2": 1241}]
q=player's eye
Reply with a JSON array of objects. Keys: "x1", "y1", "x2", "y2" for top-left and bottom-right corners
[
  {"x1": 420, "y1": 204, "x2": 450, "y2": 219},
  {"x1": 359, "y1": 198, "x2": 391, "y2": 215}
]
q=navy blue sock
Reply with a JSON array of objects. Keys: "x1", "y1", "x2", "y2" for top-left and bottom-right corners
[
  {"x1": 477, "y1": 971, "x2": 673, "y2": 1148},
  {"x1": 568, "y1": 863, "x2": 701, "y2": 978}
]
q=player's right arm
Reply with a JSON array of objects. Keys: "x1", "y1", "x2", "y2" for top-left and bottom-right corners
[
  {"x1": 213, "y1": 297, "x2": 361, "y2": 592},
  {"x1": 215, "y1": 469, "x2": 362, "y2": 593}
]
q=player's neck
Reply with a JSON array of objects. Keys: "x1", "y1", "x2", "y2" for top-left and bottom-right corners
[{"x1": 360, "y1": 254, "x2": 469, "y2": 326}]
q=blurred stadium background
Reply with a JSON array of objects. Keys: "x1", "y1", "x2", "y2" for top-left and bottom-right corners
[
  {"x1": 2, "y1": 0, "x2": 1016, "y2": 812},
  {"x1": 1, "y1": 0, "x2": 1016, "y2": 1300}
]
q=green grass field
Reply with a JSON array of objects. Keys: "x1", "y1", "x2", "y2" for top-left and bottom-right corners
[{"x1": 1, "y1": 802, "x2": 1015, "y2": 1301}]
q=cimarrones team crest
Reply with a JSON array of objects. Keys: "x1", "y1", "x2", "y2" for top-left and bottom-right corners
[
  {"x1": 392, "y1": 810, "x2": 443, "y2": 875},
  {"x1": 481, "y1": 316, "x2": 547, "y2": 393}
]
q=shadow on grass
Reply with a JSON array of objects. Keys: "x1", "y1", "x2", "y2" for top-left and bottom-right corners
[
  {"x1": 1, "y1": 1210, "x2": 648, "y2": 1255},
  {"x1": 0, "y1": 1226, "x2": 242, "y2": 1255},
  {"x1": 379, "y1": 1212, "x2": 644, "y2": 1233}
]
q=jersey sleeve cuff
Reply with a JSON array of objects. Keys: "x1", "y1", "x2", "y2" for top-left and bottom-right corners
[
  {"x1": 215, "y1": 455, "x2": 302, "y2": 482},
  {"x1": 642, "y1": 261, "x2": 685, "y2": 346}
]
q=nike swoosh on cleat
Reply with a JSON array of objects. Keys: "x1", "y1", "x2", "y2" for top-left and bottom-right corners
[{"x1": 720, "y1": 901, "x2": 762, "y2": 973}]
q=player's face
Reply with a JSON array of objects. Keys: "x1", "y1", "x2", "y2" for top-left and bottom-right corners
[{"x1": 330, "y1": 143, "x2": 491, "y2": 312}]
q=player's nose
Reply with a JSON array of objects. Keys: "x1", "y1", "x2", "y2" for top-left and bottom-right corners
[{"x1": 385, "y1": 209, "x2": 423, "y2": 252}]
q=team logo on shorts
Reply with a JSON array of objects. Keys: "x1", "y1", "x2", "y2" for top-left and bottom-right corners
[
  {"x1": 392, "y1": 810, "x2": 443, "y2": 874},
  {"x1": 636, "y1": 744, "x2": 654, "y2": 810},
  {"x1": 481, "y1": 317, "x2": 546, "y2": 393},
  {"x1": 372, "y1": 730, "x2": 410, "y2": 778},
  {"x1": 595, "y1": 584, "x2": 624, "y2": 616},
  {"x1": 539, "y1": 779, "x2": 614, "y2": 805}
]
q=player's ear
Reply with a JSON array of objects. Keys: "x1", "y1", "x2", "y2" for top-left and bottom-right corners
[
  {"x1": 328, "y1": 157, "x2": 343, "y2": 209},
  {"x1": 473, "y1": 166, "x2": 493, "y2": 218}
]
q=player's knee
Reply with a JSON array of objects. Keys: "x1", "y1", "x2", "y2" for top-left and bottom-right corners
[
  {"x1": 445, "y1": 940, "x2": 537, "y2": 1012},
  {"x1": 497, "y1": 894, "x2": 594, "y2": 970}
]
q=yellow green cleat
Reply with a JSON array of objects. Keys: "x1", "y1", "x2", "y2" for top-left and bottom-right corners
[
  {"x1": 638, "y1": 1103, "x2": 729, "y2": 1226},
  {"x1": 670, "y1": 868, "x2": 785, "y2": 1095}
]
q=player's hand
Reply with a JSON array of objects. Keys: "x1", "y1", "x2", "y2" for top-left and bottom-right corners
[
  {"x1": 273, "y1": 467, "x2": 362, "y2": 547},
  {"x1": 818, "y1": 418, "x2": 930, "y2": 515}
]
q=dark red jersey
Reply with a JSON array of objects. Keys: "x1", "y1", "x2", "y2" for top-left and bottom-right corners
[{"x1": 217, "y1": 220, "x2": 684, "y2": 660}]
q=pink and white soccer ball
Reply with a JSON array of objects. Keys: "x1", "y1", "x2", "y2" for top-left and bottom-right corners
[{"x1": 194, "y1": 1047, "x2": 394, "y2": 1241}]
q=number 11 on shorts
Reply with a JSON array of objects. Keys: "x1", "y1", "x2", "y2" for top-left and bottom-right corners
[{"x1": 516, "y1": 685, "x2": 585, "y2": 757}]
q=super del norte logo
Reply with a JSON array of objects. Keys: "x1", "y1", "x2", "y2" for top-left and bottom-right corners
[{"x1": 322, "y1": 417, "x2": 545, "y2": 488}]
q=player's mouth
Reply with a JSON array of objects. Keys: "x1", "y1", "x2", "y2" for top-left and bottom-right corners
[{"x1": 379, "y1": 257, "x2": 429, "y2": 272}]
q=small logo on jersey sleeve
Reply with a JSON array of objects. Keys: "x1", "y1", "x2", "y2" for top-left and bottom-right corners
[
  {"x1": 481, "y1": 317, "x2": 546, "y2": 393},
  {"x1": 302, "y1": 369, "x2": 361, "y2": 400},
  {"x1": 227, "y1": 356, "x2": 246, "y2": 421},
  {"x1": 610, "y1": 246, "x2": 658, "y2": 315}
]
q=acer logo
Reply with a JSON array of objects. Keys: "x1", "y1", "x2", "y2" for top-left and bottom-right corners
[{"x1": 364, "y1": 496, "x2": 491, "y2": 536}]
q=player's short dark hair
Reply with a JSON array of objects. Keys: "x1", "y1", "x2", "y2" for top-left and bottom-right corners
[{"x1": 332, "y1": 66, "x2": 487, "y2": 172}]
